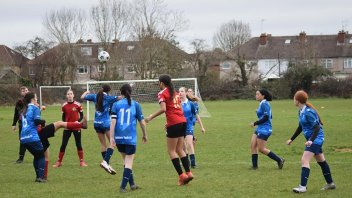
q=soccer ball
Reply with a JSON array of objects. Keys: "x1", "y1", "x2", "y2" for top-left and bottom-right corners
[{"x1": 98, "y1": 51, "x2": 110, "y2": 63}]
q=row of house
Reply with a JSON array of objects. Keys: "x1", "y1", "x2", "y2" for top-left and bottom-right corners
[{"x1": 1, "y1": 30, "x2": 352, "y2": 86}]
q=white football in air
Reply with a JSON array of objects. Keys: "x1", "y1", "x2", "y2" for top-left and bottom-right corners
[{"x1": 98, "y1": 51, "x2": 110, "y2": 63}]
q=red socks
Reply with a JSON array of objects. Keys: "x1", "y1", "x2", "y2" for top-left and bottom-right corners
[
  {"x1": 58, "y1": 152, "x2": 65, "y2": 162},
  {"x1": 66, "y1": 122, "x2": 83, "y2": 130},
  {"x1": 78, "y1": 150, "x2": 84, "y2": 162},
  {"x1": 44, "y1": 160, "x2": 49, "y2": 179}
]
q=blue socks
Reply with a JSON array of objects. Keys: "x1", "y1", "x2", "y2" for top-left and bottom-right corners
[
  {"x1": 129, "y1": 171, "x2": 135, "y2": 186},
  {"x1": 120, "y1": 168, "x2": 132, "y2": 189},
  {"x1": 34, "y1": 157, "x2": 46, "y2": 178},
  {"x1": 267, "y1": 151, "x2": 281, "y2": 162},
  {"x1": 252, "y1": 154, "x2": 258, "y2": 168},
  {"x1": 189, "y1": 154, "x2": 196, "y2": 167},
  {"x1": 301, "y1": 167, "x2": 310, "y2": 186},
  {"x1": 104, "y1": 148, "x2": 114, "y2": 164},
  {"x1": 101, "y1": 151, "x2": 106, "y2": 159},
  {"x1": 318, "y1": 161, "x2": 333, "y2": 184}
]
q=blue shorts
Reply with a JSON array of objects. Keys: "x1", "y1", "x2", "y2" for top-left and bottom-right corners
[
  {"x1": 94, "y1": 123, "x2": 110, "y2": 133},
  {"x1": 24, "y1": 141, "x2": 45, "y2": 159},
  {"x1": 305, "y1": 144, "x2": 323, "y2": 155},
  {"x1": 254, "y1": 131, "x2": 270, "y2": 141},
  {"x1": 185, "y1": 130, "x2": 194, "y2": 136},
  {"x1": 117, "y1": 144, "x2": 136, "y2": 155}
]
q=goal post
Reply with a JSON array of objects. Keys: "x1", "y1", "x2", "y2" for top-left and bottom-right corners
[
  {"x1": 86, "y1": 78, "x2": 211, "y2": 121},
  {"x1": 39, "y1": 86, "x2": 71, "y2": 108}
]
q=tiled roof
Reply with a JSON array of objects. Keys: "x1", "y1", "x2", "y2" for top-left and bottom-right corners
[{"x1": 0, "y1": 45, "x2": 29, "y2": 66}]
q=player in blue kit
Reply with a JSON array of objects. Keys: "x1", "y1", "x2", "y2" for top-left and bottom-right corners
[
  {"x1": 179, "y1": 87, "x2": 205, "y2": 169},
  {"x1": 81, "y1": 84, "x2": 118, "y2": 174},
  {"x1": 20, "y1": 92, "x2": 46, "y2": 182},
  {"x1": 250, "y1": 89, "x2": 284, "y2": 170},
  {"x1": 107, "y1": 84, "x2": 147, "y2": 192},
  {"x1": 287, "y1": 90, "x2": 336, "y2": 193}
]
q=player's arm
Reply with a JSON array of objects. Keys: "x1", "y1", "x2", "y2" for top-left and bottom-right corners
[
  {"x1": 80, "y1": 90, "x2": 90, "y2": 100},
  {"x1": 136, "y1": 103, "x2": 147, "y2": 143},
  {"x1": 12, "y1": 101, "x2": 20, "y2": 130},
  {"x1": 287, "y1": 124, "x2": 302, "y2": 145},
  {"x1": 146, "y1": 102, "x2": 166, "y2": 123},
  {"x1": 196, "y1": 114, "x2": 205, "y2": 134}
]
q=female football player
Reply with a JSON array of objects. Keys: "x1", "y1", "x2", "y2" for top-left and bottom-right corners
[
  {"x1": 250, "y1": 89, "x2": 284, "y2": 169},
  {"x1": 81, "y1": 84, "x2": 118, "y2": 174},
  {"x1": 287, "y1": 90, "x2": 336, "y2": 193},
  {"x1": 108, "y1": 84, "x2": 147, "y2": 192},
  {"x1": 53, "y1": 89, "x2": 88, "y2": 168},
  {"x1": 179, "y1": 87, "x2": 205, "y2": 169},
  {"x1": 145, "y1": 75, "x2": 193, "y2": 186}
]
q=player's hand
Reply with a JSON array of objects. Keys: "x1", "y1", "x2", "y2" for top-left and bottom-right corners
[
  {"x1": 41, "y1": 106, "x2": 46, "y2": 111},
  {"x1": 286, "y1": 139, "x2": 293, "y2": 145},
  {"x1": 145, "y1": 115, "x2": 153, "y2": 123},
  {"x1": 110, "y1": 139, "x2": 116, "y2": 148},
  {"x1": 201, "y1": 127, "x2": 205, "y2": 134},
  {"x1": 305, "y1": 140, "x2": 313, "y2": 147},
  {"x1": 12, "y1": 125, "x2": 16, "y2": 132},
  {"x1": 142, "y1": 136, "x2": 148, "y2": 143},
  {"x1": 250, "y1": 122, "x2": 255, "y2": 128}
]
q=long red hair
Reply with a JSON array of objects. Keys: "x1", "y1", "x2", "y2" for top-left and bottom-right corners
[{"x1": 294, "y1": 90, "x2": 323, "y2": 125}]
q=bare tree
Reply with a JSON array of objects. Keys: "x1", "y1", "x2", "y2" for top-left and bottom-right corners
[
  {"x1": 111, "y1": 0, "x2": 129, "y2": 41},
  {"x1": 91, "y1": 0, "x2": 113, "y2": 45},
  {"x1": 43, "y1": 8, "x2": 86, "y2": 43},
  {"x1": 213, "y1": 20, "x2": 251, "y2": 52},
  {"x1": 14, "y1": 37, "x2": 52, "y2": 59}
]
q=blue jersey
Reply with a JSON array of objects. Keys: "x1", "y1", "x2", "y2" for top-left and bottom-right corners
[
  {"x1": 111, "y1": 98, "x2": 144, "y2": 145},
  {"x1": 299, "y1": 105, "x2": 324, "y2": 145},
  {"x1": 256, "y1": 99, "x2": 272, "y2": 135},
  {"x1": 20, "y1": 103, "x2": 41, "y2": 143},
  {"x1": 182, "y1": 99, "x2": 197, "y2": 132},
  {"x1": 192, "y1": 102, "x2": 199, "y2": 125},
  {"x1": 85, "y1": 93, "x2": 117, "y2": 129}
]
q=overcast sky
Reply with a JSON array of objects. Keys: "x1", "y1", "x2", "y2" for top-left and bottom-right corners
[{"x1": 0, "y1": 0, "x2": 351, "y2": 53}]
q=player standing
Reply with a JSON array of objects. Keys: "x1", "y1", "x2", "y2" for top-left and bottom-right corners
[
  {"x1": 107, "y1": 84, "x2": 147, "y2": 192},
  {"x1": 81, "y1": 84, "x2": 118, "y2": 174},
  {"x1": 179, "y1": 87, "x2": 205, "y2": 169},
  {"x1": 287, "y1": 90, "x2": 336, "y2": 193},
  {"x1": 145, "y1": 74, "x2": 194, "y2": 186},
  {"x1": 53, "y1": 89, "x2": 88, "y2": 168},
  {"x1": 250, "y1": 89, "x2": 284, "y2": 169},
  {"x1": 12, "y1": 86, "x2": 28, "y2": 163}
]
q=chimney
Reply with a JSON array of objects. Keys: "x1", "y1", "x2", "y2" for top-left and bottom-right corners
[
  {"x1": 259, "y1": 33, "x2": 268, "y2": 45},
  {"x1": 76, "y1": 39, "x2": 84, "y2": 44},
  {"x1": 337, "y1": 31, "x2": 346, "y2": 44},
  {"x1": 87, "y1": 39, "x2": 92, "y2": 43},
  {"x1": 112, "y1": 39, "x2": 119, "y2": 45},
  {"x1": 299, "y1": 31, "x2": 306, "y2": 42}
]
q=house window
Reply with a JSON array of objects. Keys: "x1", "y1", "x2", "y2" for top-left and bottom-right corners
[
  {"x1": 264, "y1": 60, "x2": 277, "y2": 68},
  {"x1": 98, "y1": 47, "x2": 104, "y2": 53},
  {"x1": 29, "y1": 66, "x2": 35, "y2": 75},
  {"x1": 81, "y1": 47, "x2": 92, "y2": 56},
  {"x1": 221, "y1": 62, "x2": 231, "y2": 70},
  {"x1": 321, "y1": 59, "x2": 333, "y2": 69},
  {"x1": 77, "y1": 65, "x2": 88, "y2": 74},
  {"x1": 344, "y1": 58, "x2": 352, "y2": 68},
  {"x1": 127, "y1": 45, "x2": 135, "y2": 51},
  {"x1": 127, "y1": 64, "x2": 136, "y2": 73},
  {"x1": 284, "y1": 39, "x2": 291, "y2": 44},
  {"x1": 98, "y1": 65, "x2": 105, "y2": 73}
]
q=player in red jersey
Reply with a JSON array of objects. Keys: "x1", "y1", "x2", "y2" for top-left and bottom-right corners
[
  {"x1": 53, "y1": 89, "x2": 88, "y2": 168},
  {"x1": 146, "y1": 74, "x2": 194, "y2": 186}
]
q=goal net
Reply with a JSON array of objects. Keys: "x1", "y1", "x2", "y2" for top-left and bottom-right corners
[
  {"x1": 86, "y1": 78, "x2": 211, "y2": 121},
  {"x1": 39, "y1": 86, "x2": 71, "y2": 108}
]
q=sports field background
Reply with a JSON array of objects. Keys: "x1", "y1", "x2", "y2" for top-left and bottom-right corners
[{"x1": 0, "y1": 99, "x2": 351, "y2": 197}]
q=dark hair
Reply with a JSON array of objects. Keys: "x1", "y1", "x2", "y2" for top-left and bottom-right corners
[
  {"x1": 159, "y1": 74, "x2": 174, "y2": 99},
  {"x1": 258, "y1": 89, "x2": 272, "y2": 101},
  {"x1": 120, "y1": 84, "x2": 132, "y2": 106},
  {"x1": 96, "y1": 84, "x2": 111, "y2": 112},
  {"x1": 22, "y1": 92, "x2": 36, "y2": 117}
]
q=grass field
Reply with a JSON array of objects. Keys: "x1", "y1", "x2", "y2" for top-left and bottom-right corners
[{"x1": 1, "y1": 99, "x2": 352, "y2": 197}]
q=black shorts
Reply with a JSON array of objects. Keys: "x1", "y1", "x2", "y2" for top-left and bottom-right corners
[
  {"x1": 117, "y1": 144, "x2": 136, "y2": 155},
  {"x1": 39, "y1": 123, "x2": 55, "y2": 151},
  {"x1": 166, "y1": 122, "x2": 186, "y2": 138}
]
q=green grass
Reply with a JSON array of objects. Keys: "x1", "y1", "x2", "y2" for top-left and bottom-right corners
[{"x1": 0, "y1": 99, "x2": 352, "y2": 197}]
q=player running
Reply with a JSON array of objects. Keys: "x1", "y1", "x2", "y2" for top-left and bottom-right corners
[
  {"x1": 179, "y1": 87, "x2": 205, "y2": 169},
  {"x1": 53, "y1": 89, "x2": 88, "y2": 168},
  {"x1": 104, "y1": 84, "x2": 147, "y2": 192},
  {"x1": 146, "y1": 74, "x2": 194, "y2": 186},
  {"x1": 250, "y1": 89, "x2": 284, "y2": 170},
  {"x1": 81, "y1": 84, "x2": 118, "y2": 174},
  {"x1": 287, "y1": 90, "x2": 336, "y2": 193}
]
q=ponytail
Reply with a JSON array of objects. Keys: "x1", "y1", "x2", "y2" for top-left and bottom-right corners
[
  {"x1": 22, "y1": 92, "x2": 35, "y2": 117},
  {"x1": 120, "y1": 84, "x2": 132, "y2": 106},
  {"x1": 96, "y1": 84, "x2": 111, "y2": 112},
  {"x1": 159, "y1": 74, "x2": 174, "y2": 99}
]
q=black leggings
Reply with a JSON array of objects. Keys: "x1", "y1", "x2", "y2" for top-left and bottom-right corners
[
  {"x1": 18, "y1": 124, "x2": 26, "y2": 157},
  {"x1": 59, "y1": 130, "x2": 82, "y2": 152}
]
